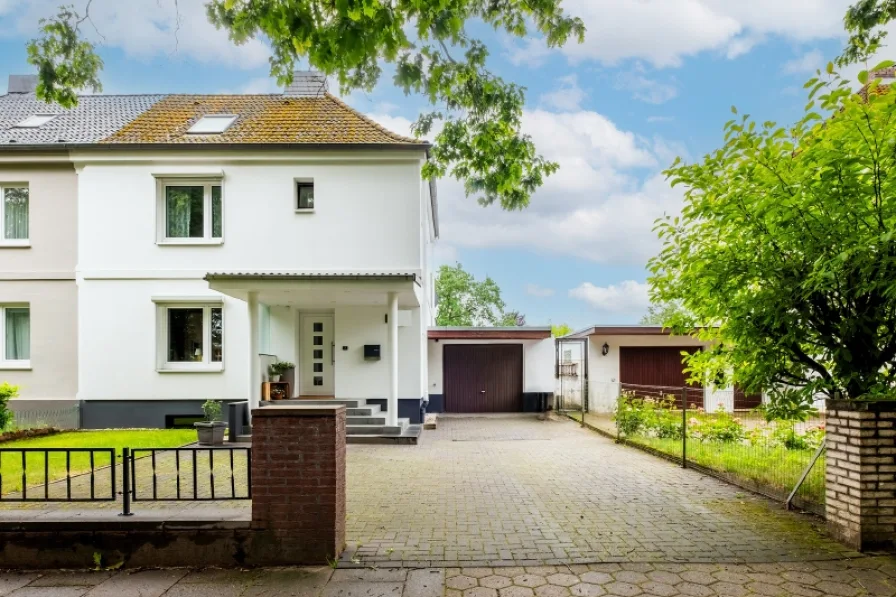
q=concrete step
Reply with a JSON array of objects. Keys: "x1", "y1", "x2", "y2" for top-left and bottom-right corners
[
  {"x1": 347, "y1": 424, "x2": 422, "y2": 445},
  {"x1": 346, "y1": 407, "x2": 378, "y2": 416},
  {"x1": 347, "y1": 416, "x2": 387, "y2": 425},
  {"x1": 346, "y1": 418, "x2": 409, "y2": 436},
  {"x1": 267, "y1": 399, "x2": 363, "y2": 408}
]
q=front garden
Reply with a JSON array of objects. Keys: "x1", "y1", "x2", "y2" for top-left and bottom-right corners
[{"x1": 611, "y1": 393, "x2": 826, "y2": 511}]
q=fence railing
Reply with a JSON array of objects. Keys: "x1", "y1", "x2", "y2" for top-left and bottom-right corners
[
  {"x1": 0, "y1": 446, "x2": 251, "y2": 515},
  {"x1": 0, "y1": 448, "x2": 116, "y2": 501},
  {"x1": 567, "y1": 388, "x2": 828, "y2": 516}
]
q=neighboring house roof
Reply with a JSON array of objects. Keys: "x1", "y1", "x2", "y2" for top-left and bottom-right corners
[
  {"x1": 103, "y1": 94, "x2": 425, "y2": 146},
  {"x1": 567, "y1": 325, "x2": 683, "y2": 338},
  {"x1": 428, "y1": 327, "x2": 552, "y2": 340},
  {"x1": 0, "y1": 94, "x2": 164, "y2": 145}
]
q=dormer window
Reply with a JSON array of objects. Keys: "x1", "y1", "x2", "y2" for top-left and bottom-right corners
[
  {"x1": 15, "y1": 114, "x2": 57, "y2": 128},
  {"x1": 187, "y1": 115, "x2": 237, "y2": 135}
]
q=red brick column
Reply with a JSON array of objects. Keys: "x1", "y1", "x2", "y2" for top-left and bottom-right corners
[
  {"x1": 826, "y1": 399, "x2": 896, "y2": 551},
  {"x1": 250, "y1": 405, "x2": 346, "y2": 564}
]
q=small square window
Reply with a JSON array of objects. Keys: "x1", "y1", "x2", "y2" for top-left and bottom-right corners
[
  {"x1": 313, "y1": 349, "x2": 323, "y2": 359},
  {"x1": 158, "y1": 179, "x2": 223, "y2": 243},
  {"x1": 1, "y1": 186, "x2": 29, "y2": 243},
  {"x1": 16, "y1": 114, "x2": 57, "y2": 128},
  {"x1": 313, "y1": 376, "x2": 323, "y2": 386},
  {"x1": 313, "y1": 322, "x2": 323, "y2": 332},
  {"x1": 187, "y1": 114, "x2": 237, "y2": 134},
  {"x1": 313, "y1": 336, "x2": 323, "y2": 346},
  {"x1": 1, "y1": 305, "x2": 30, "y2": 367},
  {"x1": 296, "y1": 181, "x2": 314, "y2": 210},
  {"x1": 313, "y1": 363, "x2": 323, "y2": 373}
]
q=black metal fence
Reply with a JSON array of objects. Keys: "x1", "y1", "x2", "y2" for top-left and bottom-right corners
[{"x1": 0, "y1": 446, "x2": 251, "y2": 516}]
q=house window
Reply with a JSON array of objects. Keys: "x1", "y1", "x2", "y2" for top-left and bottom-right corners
[
  {"x1": 157, "y1": 303, "x2": 223, "y2": 371},
  {"x1": 187, "y1": 114, "x2": 237, "y2": 135},
  {"x1": 158, "y1": 179, "x2": 222, "y2": 244},
  {"x1": 296, "y1": 181, "x2": 314, "y2": 210},
  {"x1": 1, "y1": 185, "x2": 29, "y2": 245},
  {"x1": 15, "y1": 114, "x2": 57, "y2": 128},
  {"x1": 0, "y1": 305, "x2": 30, "y2": 368}
]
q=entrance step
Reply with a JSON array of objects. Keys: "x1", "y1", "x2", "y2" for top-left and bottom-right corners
[
  {"x1": 347, "y1": 424, "x2": 423, "y2": 445},
  {"x1": 346, "y1": 418, "x2": 409, "y2": 436},
  {"x1": 347, "y1": 416, "x2": 387, "y2": 426},
  {"x1": 263, "y1": 399, "x2": 363, "y2": 408}
]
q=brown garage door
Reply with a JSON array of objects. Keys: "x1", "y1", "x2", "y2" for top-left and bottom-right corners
[
  {"x1": 443, "y1": 344, "x2": 523, "y2": 413},
  {"x1": 619, "y1": 346, "x2": 702, "y2": 407}
]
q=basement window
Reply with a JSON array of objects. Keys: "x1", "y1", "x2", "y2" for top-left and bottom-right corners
[
  {"x1": 187, "y1": 114, "x2": 238, "y2": 134},
  {"x1": 16, "y1": 114, "x2": 57, "y2": 128}
]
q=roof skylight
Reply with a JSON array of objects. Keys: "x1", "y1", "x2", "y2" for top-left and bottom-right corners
[
  {"x1": 187, "y1": 114, "x2": 238, "y2": 134},
  {"x1": 16, "y1": 114, "x2": 58, "y2": 128}
]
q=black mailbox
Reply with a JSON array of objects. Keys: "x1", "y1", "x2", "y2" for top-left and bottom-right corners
[{"x1": 364, "y1": 344, "x2": 381, "y2": 360}]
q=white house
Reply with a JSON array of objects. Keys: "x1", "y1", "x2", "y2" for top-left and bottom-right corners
[{"x1": 0, "y1": 73, "x2": 438, "y2": 434}]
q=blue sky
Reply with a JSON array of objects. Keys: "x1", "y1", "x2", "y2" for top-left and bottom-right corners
[{"x1": 0, "y1": 1, "x2": 876, "y2": 328}]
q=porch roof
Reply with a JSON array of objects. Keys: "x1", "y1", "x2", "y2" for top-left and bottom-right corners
[{"x1": 205, "y1": 271, "x2": 419, "y2": 284}]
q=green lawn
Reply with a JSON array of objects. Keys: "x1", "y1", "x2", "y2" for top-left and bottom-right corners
[{"x1": 0, "y1": 429, "x2": 196, "y2": 495}]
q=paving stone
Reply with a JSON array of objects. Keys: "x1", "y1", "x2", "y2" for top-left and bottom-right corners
[
  {"x1": 536, "y1": 585, "x2": 574, "y2": 597},
  {"x1": 241, "y1": 568, "x2": 332, "y2": 597},
  {"x1": 464, "y1": 588, "x2": 499, "y2": 597},
  {"x1": 779, "y1": 582, "x2": 824, "y2": 597},
  {"x1": 813, "y1": 580, "x2": 860, "y2": 597},
  {"x1": 546, "y1": 574, "x2": 579, "y2": 587},
  {"x1": 513, "y1": 575, "x2": 547, "y2": 588},
  {"x1": 84, "y1": 570, "x2": 188, "y2": 597},
  {"x1": 320, "y1": 580, "x2": 403, "y2": 597},
  {"x1": 602, "y1": 582, "x2": 641, "y2": 597},
  {"x1": 580, "y1": 572, "x2": 613, "y2": 585},
  {"x1": 639, "y1": 582, "x2": 678, "y2": 597},
  {"x1": 569, "y1": 584, "x2": 605, "y2": 597},
  {"x1": 612, "y1": 572, "x2": 648, "y2": 585},
  {"x1": 7, "y1": 589, "x2": 89, "y2": 597},
  {"x1": 481, "y1": 576, "x2": 513, "y2": 589},
  {"x1": 672, "y1": 583, "x2": 713, "y2": 597},
  {"x1": 28, "y1": 572, "x2": 113, "y2": 587},
  {"x1": 405, "y1": 569, "x2": 444, "y2": 597},
  {"x1": 0, "y1": 574, "x2": 42, "y2": 596},
  {"x1": 498, "y1": 587, "x2": 535, "y2": 597},
  {"x1": 331, "y1": 569, "x2": 408, "y2": 582}
]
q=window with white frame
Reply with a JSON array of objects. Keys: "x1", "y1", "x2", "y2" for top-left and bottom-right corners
[
  {"x1": 0, "y1": 305, "x2": 30, "y2": 368},
  {"x1": 156, "y1": 302, "x2": 223, "y2": 371},
  {"x1": 157, "y1": 179, "x2": 222, "y2": 243},
  {"x1": 0, "y1": 185, "x2": 29, "y2": 245}
]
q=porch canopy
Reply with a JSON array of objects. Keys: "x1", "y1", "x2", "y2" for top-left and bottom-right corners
[{"x1": 204, "y1": 271, "x2": 422, "y2": 424}]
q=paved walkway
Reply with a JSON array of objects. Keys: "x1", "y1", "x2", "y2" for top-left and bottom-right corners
[
  {"x1": 2, "y1": 559, "x2": 896, "y2": 596},
  {"x1": 344, "y1": 415, "x2": 855, "y2": 567}
]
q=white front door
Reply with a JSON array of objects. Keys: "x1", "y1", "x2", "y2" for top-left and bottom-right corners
[{"x1": 300, "y1": 314, "x2": 335, "y2": 396}]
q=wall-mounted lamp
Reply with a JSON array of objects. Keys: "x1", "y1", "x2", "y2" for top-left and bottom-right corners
[{"x1": 601, "y1": 342, "x2": 610, "y2": 356}]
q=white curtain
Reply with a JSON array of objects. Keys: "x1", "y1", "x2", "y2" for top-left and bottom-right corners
[
  {"x1": 166, "y1": 187, "x2": 194, "y2": 238},
  {"x1": 4, "y1": 188, "x2": 28, "y2": 240},
  {"x1": 5, "y1": 308, "x2": 29, "y2": 360}
]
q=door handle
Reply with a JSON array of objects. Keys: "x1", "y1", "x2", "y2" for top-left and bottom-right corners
[
  {"x1": 480, "y1": 390, "x2": 486, "y2": 394},
  {"x1": 331, "y1": 342, "x2": 335, "y2": 365}
]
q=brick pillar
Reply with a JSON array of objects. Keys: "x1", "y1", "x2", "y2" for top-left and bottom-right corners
[
  {"x1": 826, "y1": 399, "x2": 896, "y2": 551},
  {"x1": 250, "y1": 405, "x2": 346, "y2": 564}
]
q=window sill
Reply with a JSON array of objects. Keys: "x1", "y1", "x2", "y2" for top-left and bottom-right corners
[
  {"x1": 0, "y1": 240, "x2": 30, "y2": 248},
  {"x1": 158, "y1": 239, "x2": 223, "y2": 246},
  {"x1": 0, "y1": 361, "x2": 31, "y2": 370},
  {"x1": 158, "y1": 364, "x2": 224, "y2": 373},
  {"x1": 295, "y1": 209, "x2": 315, "y2": 214}
]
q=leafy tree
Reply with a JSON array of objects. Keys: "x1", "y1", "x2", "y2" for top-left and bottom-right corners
[
  {"x1": 648, "y1": 64, "x2": 896, "y2": 406},
  {"x1": 25, "y1": 1, "x2": 585, "y2": 212},
  {"x1": 551, "y1": 323, "x2": 573, "y2": 337},
  {"x1": 639, "y1": 301, "x2": 689, "y2": 327},
  {"x1": 435, "y1": 263, "x2": 520, "y2": 327},
  {"x1": 841, "y1": 0, "x2": 896, "y2": 64}
]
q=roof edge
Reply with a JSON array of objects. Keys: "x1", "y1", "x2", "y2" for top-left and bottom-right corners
[{"x1": 428, "y1": 326, "x2": 552, "y2": 340}]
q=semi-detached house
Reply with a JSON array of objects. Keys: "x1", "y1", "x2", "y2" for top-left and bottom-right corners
[{"x1": 0, "y1": 73, "x2": 442, "y2": 433}]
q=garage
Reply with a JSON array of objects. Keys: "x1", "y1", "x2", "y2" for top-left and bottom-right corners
[
  {"x1": 443, "y1": 344, "x2": 523, "y2": 412},
  {"x1": 619, "y1": 346, "x2": 702, "y2": 406},
  {"x1": 426, "y1": 327, "x2": 555, "y2": 414}
]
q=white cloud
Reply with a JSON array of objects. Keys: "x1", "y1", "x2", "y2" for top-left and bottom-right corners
[
  {"x1": 526, "y1": 284, "x2": 556, "y2": 298},
  {"x1": 569, "y1": 281, "x2": 650, "y2": 315},
  {"x1": 615, "y1": 70, "x2": 678, "y2": 104},
  {"x1": 539, "y1": 75, "x2": 585, "y2": 112},
  {"x1": 548, "y1": 0, "x2": 852, "y2": 68},
  {"x1": 783, "y1": 49, "x2": 825, "y2": 75},
  {"x1": 2, "y1": 0, "x2": 269, "y2": 69},
  {"x1": 433, "y1": 243, "x2": 459, "y2": 267}
]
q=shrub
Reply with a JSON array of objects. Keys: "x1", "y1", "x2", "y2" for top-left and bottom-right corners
[
  {"x1": 201, "y1": 399, "x2": 223, "y2": 422},
  {"x1": 688, "y1": 410, "x2": 744, "y2": 443},
  {"x1": 0, "y1": 382, "x2": 19, "y2": 431},
  {"x1": 615, "y1": 392, "x2": 648, "y2": 436}
]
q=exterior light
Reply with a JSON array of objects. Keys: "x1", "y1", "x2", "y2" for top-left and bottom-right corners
[{"x1": 601, "y1": 342, "x2": 610, "y2": 356}]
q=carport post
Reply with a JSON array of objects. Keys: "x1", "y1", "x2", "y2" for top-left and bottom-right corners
[{"x1": 681, "y1": 388, "x2": 688, "y2": 469}]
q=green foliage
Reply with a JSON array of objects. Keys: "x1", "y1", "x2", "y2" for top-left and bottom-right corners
[
  {"x1": 687, "y1": 410, "x2": 745, "y2": 443},
  {"x1": 435, "y1": 263, "x2": 521, "y2": 326},
  {"x1": 649, "y1": 67, "x2": 896, "y2": 411},
  {"x1": 201, "y1": 399, "x2": 223, "y2": 422},
  {"x1": 639, "y1": 301, "x2": 690, "y2": 327},
  {"x1": 26, "y1": 5, "x2": 103, "y2": 108},
  {"x1": 614, "y1": 392, "x2": 683, "y2": 440},
  {"x1": 0, "y1": 382, "x2": 19, "y2": 431},
  {"x1": 551, "y1": 324, "x2": 573, "y2": 337},
  {"x1": 31, "y1": 1, "x2": 584, "y2": 211},
  {"x1": 757, "y1": 388, "x2": 818, "y2": 423},
  {"x1": 268, "y1": 361, "x2": 295, "y2": 376},
  {"x1": 840, "y1": 0, "x2": 896, "y2": 64}
]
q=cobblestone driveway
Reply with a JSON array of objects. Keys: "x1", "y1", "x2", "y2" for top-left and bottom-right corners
[{"x1": 344, "y1": 415, "x2": 857, "y2": 567}]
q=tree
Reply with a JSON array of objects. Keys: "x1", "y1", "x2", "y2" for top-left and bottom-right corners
[
  {"x1": 25, "y1": 2, "x2": 585, "y2": 212},
  {"x1": 639, "y1": 301, "x2": 689, "y2": 327},
  {"x1": 841, "y1": 0, "x2": 896, "y2": 64},
  {"x1": 648, "y1": 65, "x2": 896, "y2": 406},
  {"x1": 435, "y1": 263, "x2": 521, "y2": 327},
  {"x1": 551, "y1": 323, "x2": 573, "y2": 337}
]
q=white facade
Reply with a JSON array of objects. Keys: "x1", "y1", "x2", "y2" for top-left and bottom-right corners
[{"x1": 75, "y1": 149, "x2": 435, "y2": 425}]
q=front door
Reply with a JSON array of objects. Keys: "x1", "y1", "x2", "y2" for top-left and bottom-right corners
[{"x1": 300, "y1": 314, "x2": 335, "y2": 396}]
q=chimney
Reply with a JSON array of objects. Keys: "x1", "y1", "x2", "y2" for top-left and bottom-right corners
[
  {"x1": 283, "y1": 71, "x2": 328, "y2": 98},
  {"x1": 7, "y1": 75, "x2": 38, "y2": 94}
]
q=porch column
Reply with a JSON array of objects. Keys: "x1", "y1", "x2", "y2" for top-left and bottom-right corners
[
  {"x1": 387, "y1": 291, "x2": 399, "y2": 427},
  {"x1": 248, "y1": 291, "x2": 261, "y2": 413}
]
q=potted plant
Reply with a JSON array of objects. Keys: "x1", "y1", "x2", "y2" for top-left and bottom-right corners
[
  {"x1": 194, "y1": 400, "x2": 227, "y2": 446},
  {"x1": 268, "y1": 361, "x2": 295, "y2": 382}
]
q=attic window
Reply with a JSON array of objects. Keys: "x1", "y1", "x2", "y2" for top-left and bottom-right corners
[
  {"x1": 187, "y1": 115, "x2": 238, "y2": 135},
  {"x1": 15, "y1": 114, "x2": 57, "y2": 128}
]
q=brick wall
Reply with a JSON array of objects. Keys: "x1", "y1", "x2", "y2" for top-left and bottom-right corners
[
  {"x1": 826, "y1": 399, "x2": 896, "y2": 551},
  {"x1": 251, "y1": 405, "x2": 346, "y2": 564}
]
